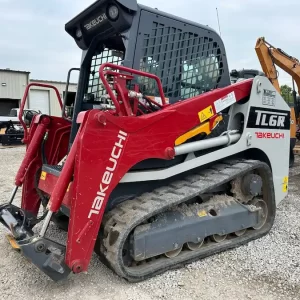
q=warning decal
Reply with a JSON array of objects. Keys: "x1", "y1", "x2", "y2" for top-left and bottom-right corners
[
  {"x1": 214, "y1": 91, "x2": 236, "y2": 113},
  {"x1": 198, "y1": 210, "x2": 207, "y2": 217},
  {"x1": 282, "y1": 176, "x2": 288, "y2": 192},
  {"x1": 262, "y1": 89, "x2": 276, "y2": 107},
  {"x1": 40, "y1": 171, "x2": 47, "y2": 180},
  {"x1": 198, "y1": 105, "x2": 214, "y2": 123}
]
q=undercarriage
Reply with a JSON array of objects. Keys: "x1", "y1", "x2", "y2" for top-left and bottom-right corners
[{"x1": 97, "y1": 159, "x2": 274, "y2": 281}]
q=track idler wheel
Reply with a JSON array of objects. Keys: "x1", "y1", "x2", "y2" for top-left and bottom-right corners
[{"x1": 251, "y1": 198, "x2": 268, "y2": 230}]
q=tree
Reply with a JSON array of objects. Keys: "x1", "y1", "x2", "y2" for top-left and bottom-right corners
[{"x1": 280, "y1": 85, "x2": 293, "y2": 104}]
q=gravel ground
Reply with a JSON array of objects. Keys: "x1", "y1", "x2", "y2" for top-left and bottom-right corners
[{"x1": 0, "y1": 146, "x2": 300, "y2": 300}]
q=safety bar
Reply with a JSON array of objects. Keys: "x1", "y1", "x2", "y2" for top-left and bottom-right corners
[
  {"x1": 19, "y1": 83, "x2": 63, "y2": 142},
  {"x1": 99, "y1": 63, "x2": 167, "y2": 115},
  {"x1": 62, "y1": 68, "x2": 80, "y2": 122}
]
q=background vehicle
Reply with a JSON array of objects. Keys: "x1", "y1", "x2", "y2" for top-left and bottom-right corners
[
  {"x1": 0, "y1": 0, "x2": 290, "y2": 282},
  {"x1": 229, "y1": 66, "x2": 296, "y2": 167},
  {"x1": 0, "y1": 108, "x2": 39, "y2": 145},
  {"x1": 255, "y1": 37, "x2": 300, "y2": 166}
]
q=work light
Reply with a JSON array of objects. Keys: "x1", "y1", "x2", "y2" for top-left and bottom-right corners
[{"x1": 107, "y1": 5, "x2": 119, "y2": 21}]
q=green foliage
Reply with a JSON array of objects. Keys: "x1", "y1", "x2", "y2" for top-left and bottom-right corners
[{"x1": 280, "y1": 85, "x2": 293, "y2": 104}]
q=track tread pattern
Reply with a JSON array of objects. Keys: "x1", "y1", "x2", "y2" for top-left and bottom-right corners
[{"x1": 99, "y1": 159, "x2": 275, "y2": 282}]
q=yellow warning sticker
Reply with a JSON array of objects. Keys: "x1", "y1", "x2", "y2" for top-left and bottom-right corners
[
  {"x1": 198, "y1": 105, "x2": 214, "y2": 123},
  {"x1": 198, "y1": 210, "x2": 207, "y2": 217},
  {"x1": 282, "y1": 176, "x2": 288, "y2": 192},
  {"x1": 40, "y1": 171, "x2": 47, "y2": 180}
]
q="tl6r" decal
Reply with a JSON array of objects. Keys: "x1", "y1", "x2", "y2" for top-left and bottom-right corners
[{"x1": 247, "y1": 107, "x2": 290, "y2": 130}]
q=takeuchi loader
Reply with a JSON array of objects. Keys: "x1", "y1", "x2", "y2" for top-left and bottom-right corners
[{"x1": 0, "y1": 0, "x2": 291, "y2": 282}]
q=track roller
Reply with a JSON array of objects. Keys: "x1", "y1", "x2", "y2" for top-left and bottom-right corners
[
  {"x1": 165, "y1": 245, "x2": 183, "y2": 258},
  {"x1": 234, "y1": 229, "x2": 247, "y2": 236},
  {"x1": 186, "y1": 239, "x2": 204, "y2": 251},
  {"x1": 210, "y1": 234, "x2": 227, "y2": 243}
]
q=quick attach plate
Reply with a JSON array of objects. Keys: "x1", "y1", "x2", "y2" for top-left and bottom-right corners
[
  {"x1": 0, "y1": 204, "x2": 71, "y2": 281},
  {"x1": 19, "y1": 237, "x2": 71, "y2": 281}
]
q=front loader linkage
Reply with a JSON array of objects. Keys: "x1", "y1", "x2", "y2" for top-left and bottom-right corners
[
  {"x1": 0, "y1": 81, "x2": 72, "y2": 281},
  {"x1": 0, "y1": 203, "x2": 71, "y2": 281}
]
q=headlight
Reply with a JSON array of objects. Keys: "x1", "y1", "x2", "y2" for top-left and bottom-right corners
[
  {"x1": 76, "y1": 29, "x2": 82, "y2": 39},
  {"x1": 107, "y1": 5, "x2": 119, "y2": 21}
]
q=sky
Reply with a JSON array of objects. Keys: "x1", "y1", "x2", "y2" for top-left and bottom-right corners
[{"x1": 0, "y1": 0, "x2": 299, "y2": 88}]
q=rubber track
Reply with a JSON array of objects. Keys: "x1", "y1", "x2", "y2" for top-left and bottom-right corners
[{"x1": 100, "y1": 159, "x2": 275, "y2": 282}]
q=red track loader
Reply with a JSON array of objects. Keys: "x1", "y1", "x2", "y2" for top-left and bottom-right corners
[{"x1": 0, "y1": 0, "x2": 291, "y2": 282}]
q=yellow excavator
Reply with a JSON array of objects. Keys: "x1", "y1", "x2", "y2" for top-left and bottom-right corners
[{"x1": 255, "y1": 37, "x2": 299, "y2": 167}]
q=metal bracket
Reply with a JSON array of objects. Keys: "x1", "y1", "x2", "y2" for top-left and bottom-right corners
[
  {"x1": 256, "y1": 80, "x2": 262, "y2": 94},
  {"x1": 221, "y1": 130, "x2": 239, "y2": 146},
  {"x1": 246, "y1": 133, "x2": 252, "y2": 147}
]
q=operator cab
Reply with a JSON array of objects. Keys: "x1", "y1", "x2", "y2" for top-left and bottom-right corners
[{"x1": 65, "y1": 0, "x2": 231, "y2": 142}]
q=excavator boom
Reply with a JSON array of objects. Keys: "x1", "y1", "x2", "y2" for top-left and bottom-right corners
[
  {"x1": 255, "y1": 37, "x2": 298, "y2": 167},
  {"x1": 255, "y1": 37, "x2": 300, "y2": 96},
  {"x1": 255, "y1": 38, "x2": 281, "y2": 93}
]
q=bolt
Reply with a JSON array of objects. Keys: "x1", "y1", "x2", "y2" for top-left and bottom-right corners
[
  {"x1": 97, "y1": 114, "x2": 106, "y2": 125},
  {"x1": 165, "y1": 147, "x2": 175, "y2": 159},
  {"x1": 34, "y1": 241, "x2": 46, "y2": 253},
  {"x1": 72, "y1": 262, "x2": 83, "y2": 273},
  {"x1": 41, "y1": 116, "x2": 51, "y2": 125}
]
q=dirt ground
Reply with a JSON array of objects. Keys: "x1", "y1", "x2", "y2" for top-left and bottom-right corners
[{"x1": 0, "y1": 146, "x2": 300, "y2": 300}]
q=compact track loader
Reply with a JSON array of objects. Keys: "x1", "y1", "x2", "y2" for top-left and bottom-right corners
[{"x1": 0, "y1": 0, "x2": 291, "y2": 282}]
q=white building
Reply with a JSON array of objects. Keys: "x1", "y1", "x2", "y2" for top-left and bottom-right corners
[{"x1": 0, "y1": 68, "x2": 77, "y2": 117}]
